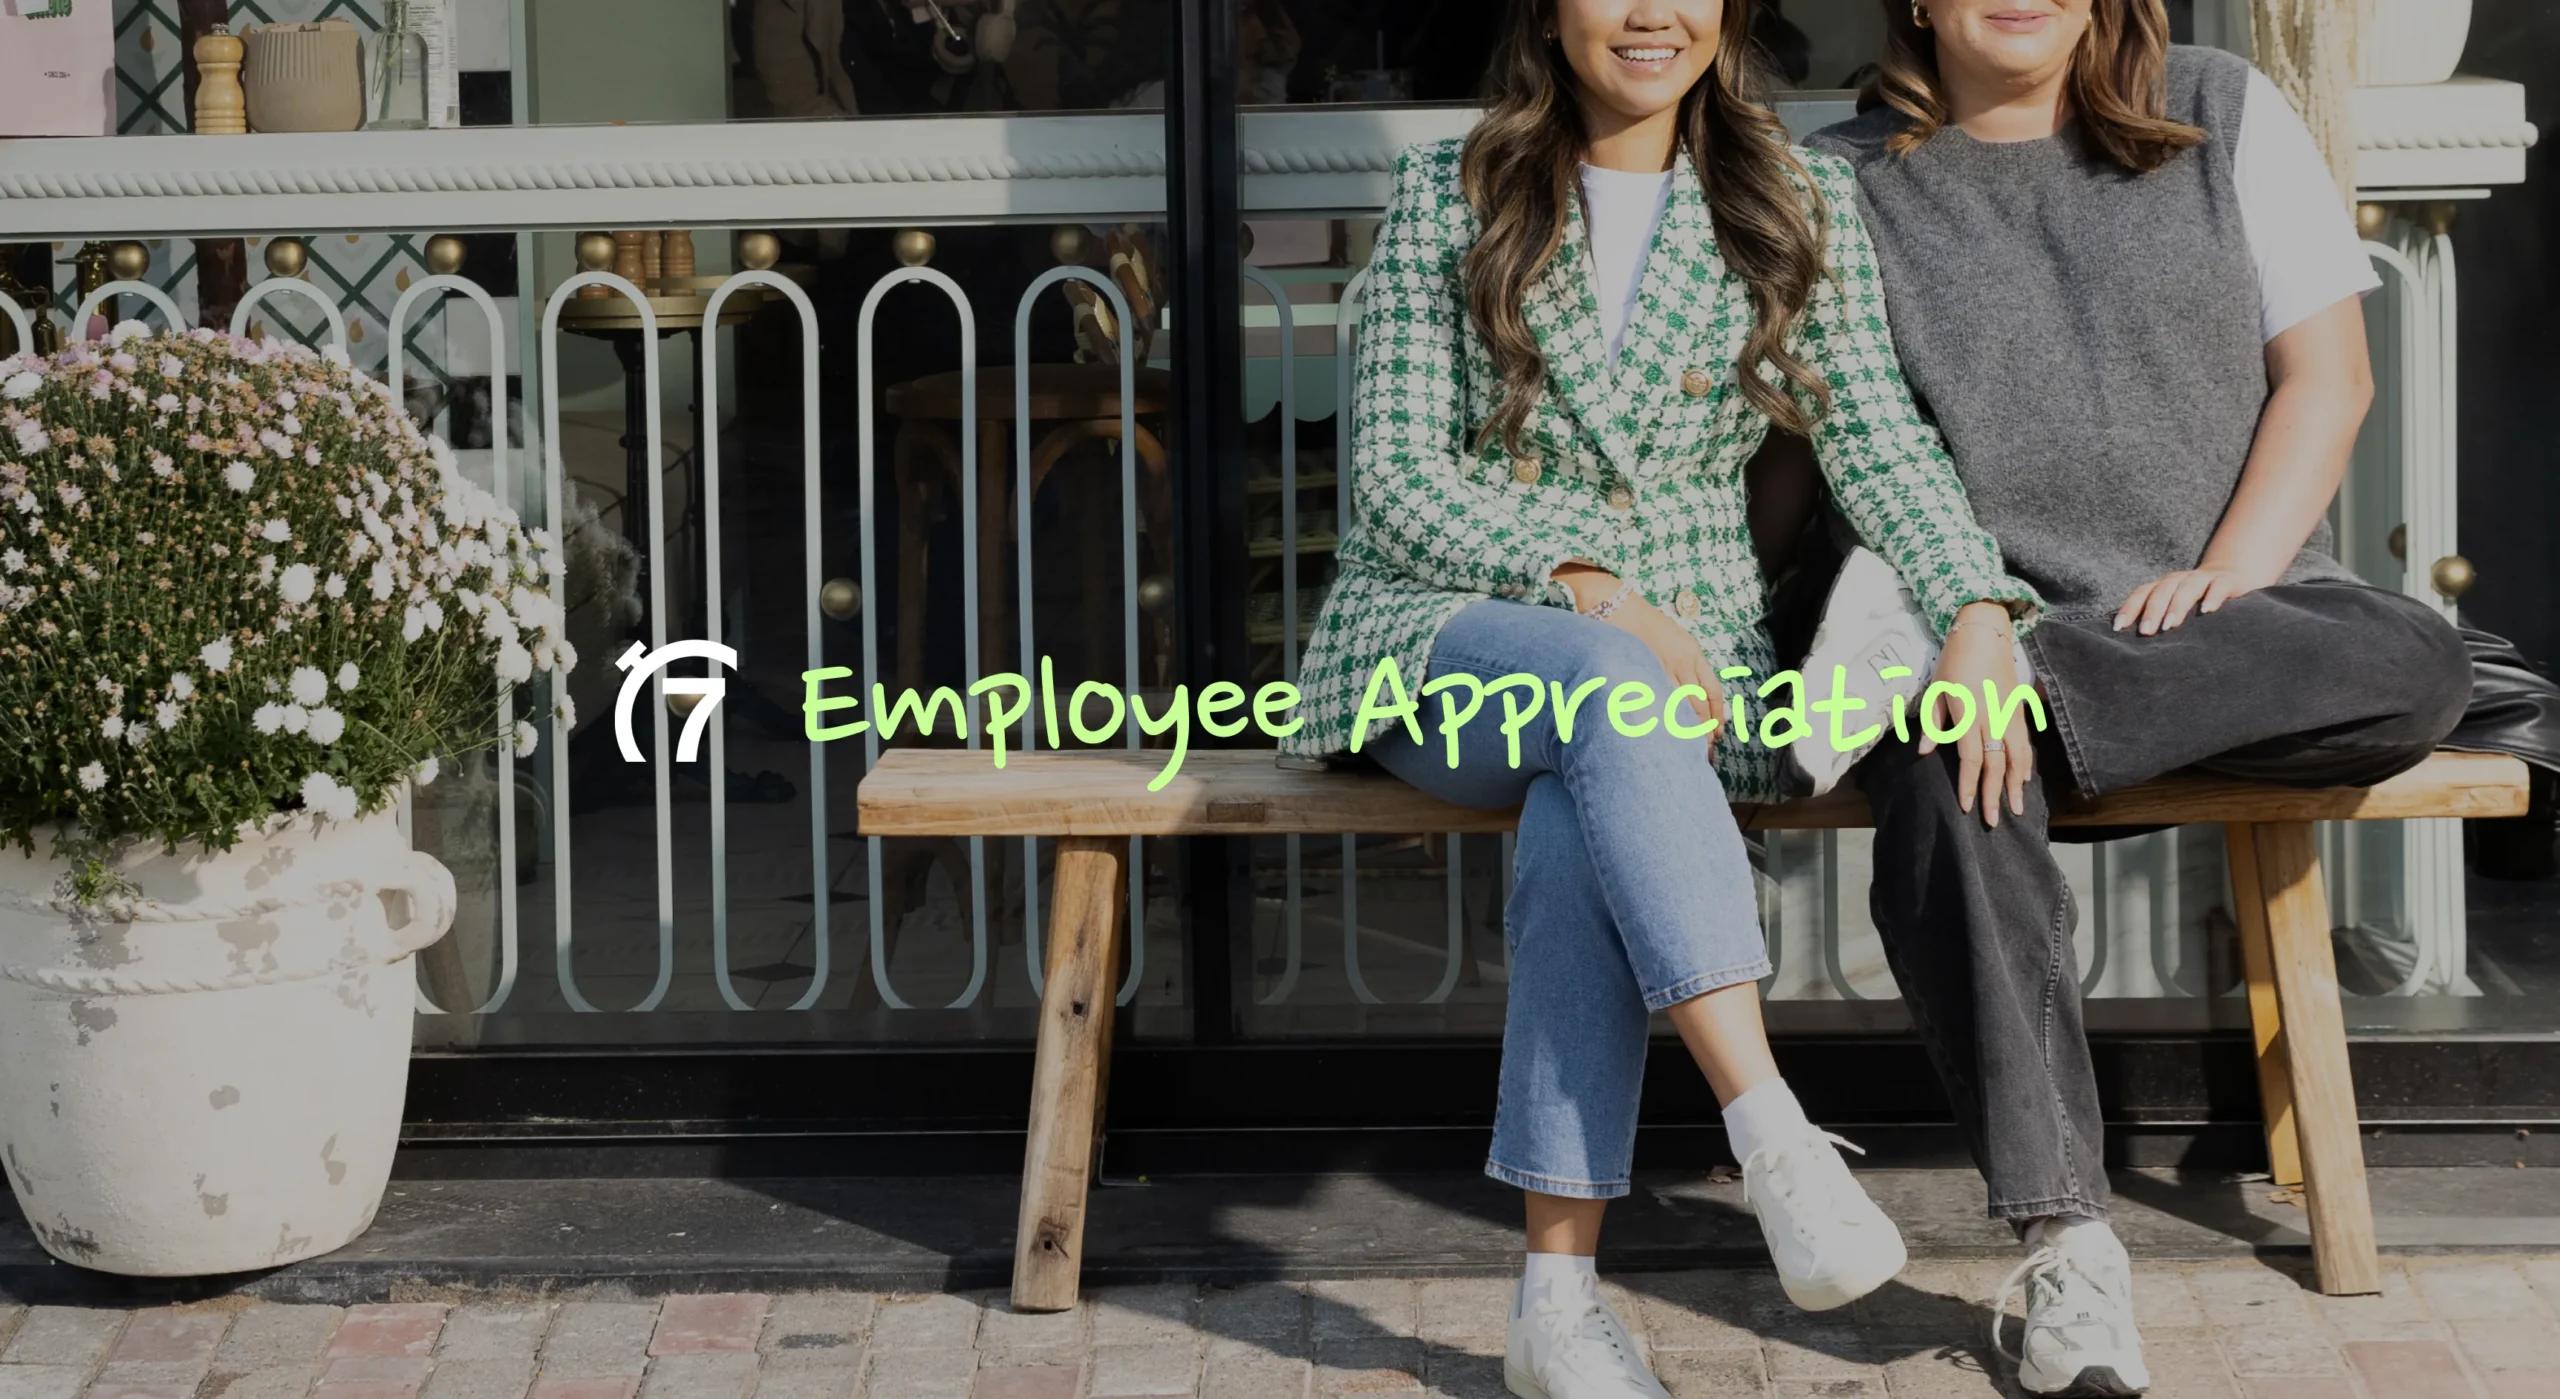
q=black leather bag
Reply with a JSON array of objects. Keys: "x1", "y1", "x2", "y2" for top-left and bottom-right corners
[{"x1": 2448, "y1": 621, "x2": 2560, "y2": 881}]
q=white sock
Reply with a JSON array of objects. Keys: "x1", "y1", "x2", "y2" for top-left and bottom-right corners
[
  {"x1": 1517, "y1": 1252, "x2": 1597, "y2": 1316},
  {"x1": 2030, "y1": 1215, "x2": 2126, "y2": 1266},
  {"x1": 1722, "y1": 1078, "x2": 1813, "y2": 1167}
]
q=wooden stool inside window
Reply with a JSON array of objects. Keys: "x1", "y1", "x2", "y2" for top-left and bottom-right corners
[{"x1": 887, "y1": 364, "x2": 1173, "y2": 688}]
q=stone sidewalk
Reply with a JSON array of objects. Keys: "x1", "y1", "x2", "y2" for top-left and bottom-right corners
[{"x1": 1, "y1": 1255, "x2": 2555, "y2": 1399}]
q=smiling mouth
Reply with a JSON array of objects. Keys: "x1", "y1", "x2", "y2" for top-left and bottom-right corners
[{"x1": 1611, "y1": 44, "x2": 1684, "y2": 73}]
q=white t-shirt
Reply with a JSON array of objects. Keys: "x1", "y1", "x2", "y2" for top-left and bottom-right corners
[
  {"x1": 1572, "y1": 69, "x2": 2373, "y2": 363},
  {"x1": 2236, "y1": 66, "x2": 2383, "y2": 342},
  {"x1": 1578, "y1": 162, "x2": 1677, "y2": 368}
]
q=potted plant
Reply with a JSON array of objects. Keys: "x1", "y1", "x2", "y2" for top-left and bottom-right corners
[
  {"x1": 0, "y1": 324, "x2": 569, "y2": 1276},
  {"x1": 2358, "y1": 0, "x2": 2473, "y2": 87}
]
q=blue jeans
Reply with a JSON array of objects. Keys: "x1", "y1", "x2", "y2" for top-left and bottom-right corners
[{"x1": 1370, "y1": 600, "x2": 1771, "y2": 1200}]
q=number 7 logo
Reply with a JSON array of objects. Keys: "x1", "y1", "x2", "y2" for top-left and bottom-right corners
[{"x1": 612, "y1": 640, "x2": 740, "y2": 764}]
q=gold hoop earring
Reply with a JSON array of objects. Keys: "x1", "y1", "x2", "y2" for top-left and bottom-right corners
[{"x1": 1911, "y1": 1, "x2": 1931, "y2": 26}]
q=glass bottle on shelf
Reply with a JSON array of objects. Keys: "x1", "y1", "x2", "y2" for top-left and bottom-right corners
[{"x1": 366, "y1": 0, "x2": 431, "y2": 131}]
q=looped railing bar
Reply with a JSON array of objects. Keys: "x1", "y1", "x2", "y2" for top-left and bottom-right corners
[
  {"x1": 701, "y1": 270, "x2": 833, "y2": 1012},
  {"x1": 0, "y1": 293, "x2": 31, "y2": 354},
  {"x1": 1011, "y1": 265, "x2": 1147, "y2": 1007},
  {"x1": 390, "y1": 273, "x2": 523, "y2": 1018},
  {"x1": 230, "y1": 278, "x2": 350, "y2": 352},
  {"x1": 72, "y1": 281, "x2": 183, "y2": 336},
  {"x1": 858, "y1": 266, "x2": 990, "y2": 1012},
  {"x1": 540, "y1": 271, "x2": 675, "y2": 1013}
]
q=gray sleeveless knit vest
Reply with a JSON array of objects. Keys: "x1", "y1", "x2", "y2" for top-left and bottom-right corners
[{"x1": 1809, "y1": 45, "x2": 2357, "y2": 616}]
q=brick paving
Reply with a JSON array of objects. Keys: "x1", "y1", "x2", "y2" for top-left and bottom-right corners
[{"x1": 1, "y1": 1255, "x2": 2556, "y2": 1398}]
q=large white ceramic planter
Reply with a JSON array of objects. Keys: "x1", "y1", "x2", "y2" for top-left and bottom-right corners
[
  {"x1": 0, "y1": 807, "x2": 454, "y2": 1277},
  {"x1": 2358, "y1": 0, "x2": 2472, "y2": 87}
]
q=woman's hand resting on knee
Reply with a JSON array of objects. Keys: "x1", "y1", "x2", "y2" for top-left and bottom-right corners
[
  {"x1": 1552, "y1": 564, "x2": 1729, "y2": 746},
  {"x1": 1924, "y1": 600, "x2": 2031, "y2": 827}
]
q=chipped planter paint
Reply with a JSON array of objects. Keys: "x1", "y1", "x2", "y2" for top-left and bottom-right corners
[{"x1": 0, "y1": 806, "x2": 454, "y2": 1277}]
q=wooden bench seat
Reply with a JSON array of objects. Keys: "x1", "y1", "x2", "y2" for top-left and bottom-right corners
[{"x1": 857, "y1": 748, "x2": 2532, "y2": 1310}]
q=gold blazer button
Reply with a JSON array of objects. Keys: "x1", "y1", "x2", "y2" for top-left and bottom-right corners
[
  {"x1": 1607, "y1": 484, "x2": 1635, "y2": 511},
  {"x1": 1681, "y1": 367, "x2": 1715, "y2": 397},
  {"x1": 1674, "y1": 588, "x2": 1702, "y2": 619},
  {"x1": 1510, "y1": 456, "x2": 1543, "y2": 485}
]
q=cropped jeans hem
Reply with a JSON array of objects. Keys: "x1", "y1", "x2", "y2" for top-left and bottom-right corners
[
  {"x1": 1642, "y1": 958, "x2": 1775, "y2": 1013},
  {"x1": 1486, "y1": 1159, "x2": 1632, "y2": 1201},
  {"x1": 1987, "y1": 1192, "x2": 2109, "y2": 1225}
]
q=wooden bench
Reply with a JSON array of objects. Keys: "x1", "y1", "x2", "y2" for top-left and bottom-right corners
[{"x1": 857, "y1": 748, "x2": 2532, "y2": 1310}]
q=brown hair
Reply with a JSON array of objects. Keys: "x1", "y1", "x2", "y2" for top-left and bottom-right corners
[
  {"x1": 1868, "y1": 0, "x2": 2204, "y2": 171},
  {"x1": 1461, "y1": 0, "x2": 1829, "y2": 454}
]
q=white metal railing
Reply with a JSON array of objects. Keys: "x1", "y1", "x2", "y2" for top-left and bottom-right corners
[{"x1": 0, "y1": 102, "x2": 2496, "y2": 1020}]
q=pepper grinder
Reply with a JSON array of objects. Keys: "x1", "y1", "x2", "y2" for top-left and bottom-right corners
[{"x1": 193, "y1": 27, "x2": 249, "y2": 136}]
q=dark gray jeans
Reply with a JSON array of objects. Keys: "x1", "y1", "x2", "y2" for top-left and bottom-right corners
[{"x1": 1851, "y1": 582, "x2": 2472, "y2": 1222}]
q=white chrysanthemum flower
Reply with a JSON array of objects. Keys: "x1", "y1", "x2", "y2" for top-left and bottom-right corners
[
  {"x1": 155, "y1": 393, "x2": 180, "y2": 413},
  {"x1": 1, "y1": 372, "x2": 38, "y2": 401},
  {"x1": 289, "y1": 666, "x2": 328, "y2": 706},
  {"x1": 369, "y1": 560, "x2": 395, "y2": 599},
  {"x1": 495, "y1": 639, "x2": 533, "y2": 684},
  {"x1": 323, "y1": 572, "x2": 347, "y2": 599},
  {"x1": 1, "y1": 548, "x2": 22, "y2": 573},
  {"x1": 299, "y1": 771, "x2": 355, "y2": 821},
  {"x1": 170, "y1": 672, "x2": 195, "y2": 700},
  {"x1": 11, "y1": 421, "x2": 42, "y2": 457},
  {"x1": 279, "y1": 563, "x2": 316, "y2": 605},
  {"x1": 108, "y1": 319, "x2": 150, "y2": 346},
  {"x1": 252, "y1": 703, "x2": 286, "y2": 736},
  {"x1": 280, "y1": 705, "x2": 308, "y2": 735},
  {"x1": 53, "y1": 482, "x2": 81, "y2": 508},
  {"x1": 149, "y1": 452, "x2": 174, "y2": 478},
  {"x1": 512, "y1": 720, "x2": 538, "y2": 757},
  {"x1": 307, "y1": 707, "x2": 345, "y2": 745},
  {"x1": 155, "y1": 701, "x2": 180, "y2": 730},
  {"x1": 261, "y1": 518, "x2": 291, "y2": 543},
  {"x1": 402, "y1": 606, "x2": 427, "y2": 643},
  {"x1": 100, "y1": 715, "x2": 126, "y2": 740},
  {"x1": 420, "y1": 597, "x2": 445, "y2": 633},
  {"x1": 337, "y1": 662, "x2": 360, "y2": 692},
  {"x1": 159, "y1": 354, "x2": 183, "y2": 377},
  {"x1": 200, "y1": 638, "x2": 234, "y2": 673},
  {"x1": 223, "y1": 462, "x2": 255, "y2": 493},
  {"x1": 555, "y1": 694, "x2": 578, "y2": 728},
  {"x1": 414, "y1": 755, "x2": 439, "y2": 788},
  {"x1": 77, "y1": 762, "x2": 106, "y2": 792},
  {"x1": 125, "y1": 721, "x2": 150, "y2": 749}
]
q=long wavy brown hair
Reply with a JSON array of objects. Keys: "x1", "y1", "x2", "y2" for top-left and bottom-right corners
[
  {"x1": 1462, "y1": 0, "x2": 1828, "y2": 454},
  {"x1": 1868, "y1": 0, "x2": 2204, "y2": 171}
]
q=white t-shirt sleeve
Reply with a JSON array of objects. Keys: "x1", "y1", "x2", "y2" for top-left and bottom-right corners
[{"x1": 2237, "y1": 66, "x2": 2383, "y2": 343}]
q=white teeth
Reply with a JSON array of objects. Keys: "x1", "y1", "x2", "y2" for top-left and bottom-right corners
[{"x1": 1616, "y1": 47, "x2": 1676, "y2": 61}]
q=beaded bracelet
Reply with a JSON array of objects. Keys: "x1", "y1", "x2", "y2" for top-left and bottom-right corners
[{"x1": 1583, "y1": 577, "x2": 1637, "y2": 621}]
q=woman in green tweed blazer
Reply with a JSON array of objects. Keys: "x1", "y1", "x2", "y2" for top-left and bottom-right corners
[{"x1": 1276, "y1": 5, "x2": 2044, "y2": 1390}]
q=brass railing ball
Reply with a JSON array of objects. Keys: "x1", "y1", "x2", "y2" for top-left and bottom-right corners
[
  {"x1": 737, "y1": 232, "x2": 782, "y2": 272},
  {"x1": 264, "y1": 237, "x2": 310, "y2": 279},
  {"x1": 424, "y1": 235, "x2": 467, "y2": 276}
]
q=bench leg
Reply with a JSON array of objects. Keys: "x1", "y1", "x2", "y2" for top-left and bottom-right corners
[
  {"x1": 2225, "y1": 821, "x2": 2381, "y2": 1297},
  {"x1": 1012, "y1": 835, "x2": 1128, "y2": 1313}
]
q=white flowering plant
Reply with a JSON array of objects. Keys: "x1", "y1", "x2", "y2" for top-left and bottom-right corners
[{"x1": 0, "y1": 325, "x2": 571, "y2": 889}]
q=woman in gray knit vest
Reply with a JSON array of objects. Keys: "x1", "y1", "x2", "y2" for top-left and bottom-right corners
[{"x1": 1779, "y1": 3, "x2": 2484, "y2": 1396}]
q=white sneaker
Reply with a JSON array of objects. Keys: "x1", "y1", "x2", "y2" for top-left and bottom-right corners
[
  {"x1": 1788, "y1": 546, "x2": 2035, "y2": 796},
  {"x1": 1993, "y1": 1224, "x2": 2152, "y2": 1396},
  {"x1": 1741, "y1": 1129, "x2": 1909, "y2": 1311},
  {"x1": 1503, "y1": 1274, "x2": 1670, "y2": 1399}
]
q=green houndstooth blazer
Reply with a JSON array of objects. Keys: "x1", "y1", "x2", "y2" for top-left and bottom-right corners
[{"x1": 1279, "y1": 137, "x2": 2043, "y2": 801}]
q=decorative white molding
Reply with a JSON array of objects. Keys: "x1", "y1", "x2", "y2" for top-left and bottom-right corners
[
  {"x1": 2353, "y1": 77, "x2": 2538, "y2": 191},
  {"x1": 0, "y1": 114, "x2": 1168, "y2": 239},
  {"x1": 0, "y1": 80, "x2": 2532, "y2": 239}
]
